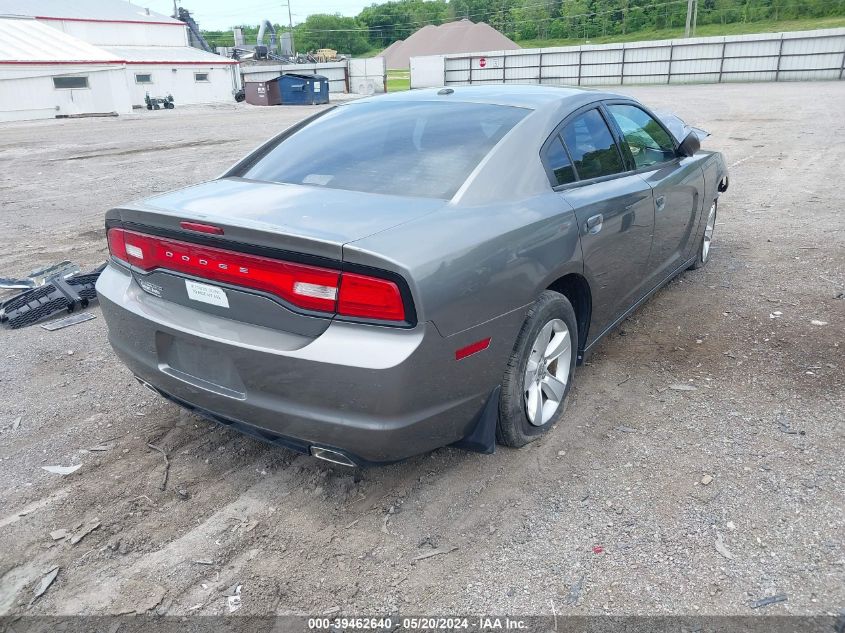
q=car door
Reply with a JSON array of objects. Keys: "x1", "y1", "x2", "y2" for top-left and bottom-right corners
[
  {"x1": 541, "y1": 106, "x2": 655, "y2": 342},
  {"x1": 604, "y1": 102, "x2": 704, "y2": 285}
]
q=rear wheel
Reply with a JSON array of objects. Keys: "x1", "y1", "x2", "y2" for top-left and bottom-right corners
[
  {"x1": 689, "y1": 200, "x2": 717, "y2": 269},
  {"x1": 497, "y1": 290, "x2": 578, "y2": 448}
]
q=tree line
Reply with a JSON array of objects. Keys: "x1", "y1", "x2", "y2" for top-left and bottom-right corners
[{"x1": 200, "y1": 0, "x2": 845, "y2": 55}]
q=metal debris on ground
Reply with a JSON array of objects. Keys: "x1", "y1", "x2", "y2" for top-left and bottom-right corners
[
  {"x1": 1, "y1": 261, "x2": 80, "y2": 290},
  {"x1": 41, "y1": 312, "x2": 97, "y2": 331},
  {"x1": 0, "y1": 277, "x2": 35, "y2": 290},
  {"x1": 42, "y1": 464, "x2": 82, "y2": 476},
  {"x1": 50, "y1": 529, "x2": 69, "y2": 541},
  {"x1": 750, "y1": 594, "x2": 787, "y2": 609},
  {"x1": 0, "y1": 263, "x2": 105, "y2": 329},
  {"x1": 29, "y1": 566, "x2": 60, "y2": 606},
  {"x1": 669, "y1": 384, "x2": 698, "y2": 391},
  {"x1": 11, "y1": 416, "x2": 21, "y2": 431},
  {"x1": 223, "y1": 584, "x2": 242, "y2": 613}
]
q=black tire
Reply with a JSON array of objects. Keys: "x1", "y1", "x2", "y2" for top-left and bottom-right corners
[
  {"x1": 689, "y1": 200, "x2": 717, "y2": 270},
  {"x1": 497, "y1": 290, "x2": 578, "y2": 448}
]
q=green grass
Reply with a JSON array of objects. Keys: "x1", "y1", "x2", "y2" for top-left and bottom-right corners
[
  {"x1": 517, "y1": 16, "x2": 845, "y2": 48},
  {"x1": 387, "y1": 69, "x2": 410, "y2": 92},
  {"x1": 358, "y1": 48, "x2": 386, "y2": 58}
]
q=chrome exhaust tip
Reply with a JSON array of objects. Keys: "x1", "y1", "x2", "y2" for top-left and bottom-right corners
[{"x1": 310, "y1": 446, "x2": 357, "y2": 468}]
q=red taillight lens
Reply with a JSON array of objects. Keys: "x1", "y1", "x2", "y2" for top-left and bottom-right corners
[
  {"x1": 106, "y1": 227, "x2": 408, "y2": 322},
  {"x1": 107, "y1": 227, "x2": 130, "y2": 263},
  {"x1": 107, "y1": 227, "x2": 340, "y2": 312},
  {"x1": 338, "y1": 273, "x2": 405, "y2": 322}
]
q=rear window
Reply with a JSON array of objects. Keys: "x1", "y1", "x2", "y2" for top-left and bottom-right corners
[{"x1": 240, "y1": 100, "x2": 529, "y2": 199}]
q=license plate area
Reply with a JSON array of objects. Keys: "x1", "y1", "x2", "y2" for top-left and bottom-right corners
[{"x1": 156, "y1": 332, "x2": 246, "y2": 400}]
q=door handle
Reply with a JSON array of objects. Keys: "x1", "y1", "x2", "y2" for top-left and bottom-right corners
[
  {"x1": 655, "y1": 195, "x2": 666, "y2": 212},
  {"x1": 586, "y1": 214, "x2": 603, "y2": 234}
]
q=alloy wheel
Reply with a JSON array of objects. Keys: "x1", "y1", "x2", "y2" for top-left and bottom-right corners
[{"x1": 523, "y1": 318, "x2": 572, "y2": 426}]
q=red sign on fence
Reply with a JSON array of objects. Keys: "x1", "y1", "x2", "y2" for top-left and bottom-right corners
[{"x1": 479, "y1": 57, "x2": 487, "y2": 68}]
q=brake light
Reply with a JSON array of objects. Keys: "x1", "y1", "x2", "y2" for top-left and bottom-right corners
[
  {"x1": 106, "y1": 227, "x2": 407, "y2": 322},
  {"x1": 338, "y1": 273, "x2": 405, "y2": 322},
  {"x1": 180, "y1": 221, "x2": 224, "y2": 235}
]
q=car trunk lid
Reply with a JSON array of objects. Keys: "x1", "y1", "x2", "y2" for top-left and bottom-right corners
[
  {"x1": 108, "y1": 178, "x2": 442, "y2": 335},
  {"x1": 117, "y1": 177, "x2": 445, "y2": 260}
]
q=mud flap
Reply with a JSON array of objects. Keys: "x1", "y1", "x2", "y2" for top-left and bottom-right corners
[{"x1": 451, "y1": 385, "x2": 500, "y2": 455}]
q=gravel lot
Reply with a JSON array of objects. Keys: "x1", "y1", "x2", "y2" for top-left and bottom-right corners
[{"x1": 0, "y1": 83, "x2": 843, "y2": 618}]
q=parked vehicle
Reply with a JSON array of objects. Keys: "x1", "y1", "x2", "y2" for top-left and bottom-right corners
[
  {"x1": 144, "y1": 93, "x2": 175, "y2": 110},
  {"x1": 97, "y1": 85, "x2": 728, "y2": 466}
]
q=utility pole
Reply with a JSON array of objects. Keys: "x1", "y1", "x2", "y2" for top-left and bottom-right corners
[
  {"x1": 283, "y1": 0, "x2": 295, "y2": 55},
  {"x1": 684, "y1": 0, "x2": 698, "y2": 37},
  {"x1": 692, "y1": 0, "x2": 698, "y2": 36}
]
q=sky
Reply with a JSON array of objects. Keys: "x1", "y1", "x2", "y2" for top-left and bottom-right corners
[{"x1": 137, "y1": 0, "x2": 371, "y2": 30}]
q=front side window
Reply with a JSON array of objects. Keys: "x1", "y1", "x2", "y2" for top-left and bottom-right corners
[
  {"x1": 53, "y1": 76, "x2": 89, "y2": 90},
  {"x1": 241, "y1": 101, "x2": 528, "y2": 199},
  {"x1": 561, "y1": 109, "x2": 625, "y2": 181},
  {"x1": 607, "y1": 104, "x2": 676, "y2": 169},
  {"x1": 194, "y1": 72, "x2": 209, "y2": 82},
  {"x1": 135, "y1": 73, "x2": 153, "y2": 84}
]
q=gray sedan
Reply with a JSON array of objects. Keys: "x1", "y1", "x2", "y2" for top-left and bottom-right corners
[{"x1": 96, "y1": 85, "x2": 728, "y2": 466}]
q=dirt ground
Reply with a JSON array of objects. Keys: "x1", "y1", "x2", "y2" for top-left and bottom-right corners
[{"x1": 0, "y1": 83, "x2": 842, "y2": 619}]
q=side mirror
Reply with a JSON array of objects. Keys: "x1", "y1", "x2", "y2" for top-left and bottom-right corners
[{"x1": 677, "y1": 131, "x2": 701, "y2": 157}]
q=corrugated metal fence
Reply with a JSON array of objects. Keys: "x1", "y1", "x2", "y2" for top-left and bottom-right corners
[{"x1": 411, "y1": 28, "x2": 845, "y2": 88}]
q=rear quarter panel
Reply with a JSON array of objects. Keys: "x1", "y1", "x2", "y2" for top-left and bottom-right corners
[
  {"x1": 693, "y1": 150, "x2": 728, "y2": 245},
  {"x1": 344, "y1": 192, "x2": 583, "y2": 338}
]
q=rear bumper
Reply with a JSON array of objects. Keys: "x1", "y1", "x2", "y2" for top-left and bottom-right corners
[{"x1": 96, "y1": 263, "x2": 515, "y2": 463}]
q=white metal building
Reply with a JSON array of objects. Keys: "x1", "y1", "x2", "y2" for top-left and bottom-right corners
[
  {"x1": 0, "y1": 17, "x2": 132, "y2": 122},
  {"x1": 0, "y1": 0, "x2": 240, "y2": 122}
]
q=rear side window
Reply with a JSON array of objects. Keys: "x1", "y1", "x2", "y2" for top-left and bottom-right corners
[
  {"x1": 241, "y1": 101, "x2": 528, "y2": 199},
  {"x1": 607, "y1": 104, "x2": 676, "y2": 169},
  {"x1": 544, "y1": 136, "x2": 576, "y2": 187},
  {"x1": 561, "y1": 109, "x2": 625, "y2": 180}
]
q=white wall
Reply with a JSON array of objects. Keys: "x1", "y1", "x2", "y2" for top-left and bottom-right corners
[
  {"x1": 37, "y1": 19, "x2": 188, "y2": 47},
  {"x1": 410, "y1": 55, "x2": 445, "y2": 89},
  {"x1": 348, "y1": 57, "x2": 386, "y2": 94},
  {"x1": 124, "y1": 65, "x2": 239, "y2": 107},
  {"x1": 411, "y1": 28, "x2": 845, "y2": 88},
  {"x1": 0, "y1": 64, "x2": 132, "y2": 122}
]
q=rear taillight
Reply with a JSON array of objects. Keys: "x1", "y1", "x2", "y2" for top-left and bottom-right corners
[
  {"x1": 107, "y1": 227, "x2": 407, "y2": 322},
  {"x1": 338, "y1": 273, "x2": 405, "y2": 322}
]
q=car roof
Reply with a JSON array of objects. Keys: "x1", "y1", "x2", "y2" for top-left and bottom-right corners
[{"x1": 352, "y1": 84, "x2": 625, "y2": 110}]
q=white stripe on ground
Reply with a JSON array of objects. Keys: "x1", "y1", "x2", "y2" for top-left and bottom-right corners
[{"x1": 729, "y1": 155, "x2": 756, "y2": 168}]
